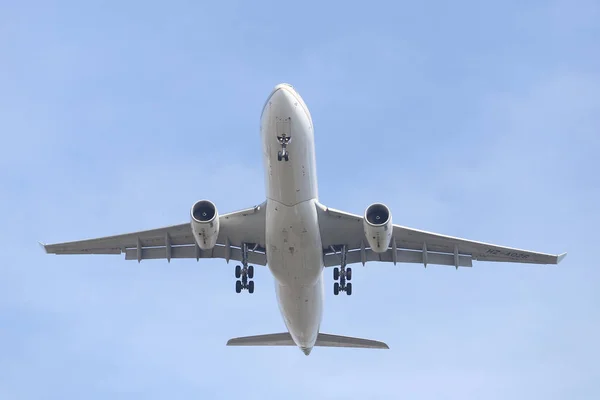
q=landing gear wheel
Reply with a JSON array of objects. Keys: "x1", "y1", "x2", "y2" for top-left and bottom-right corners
[
  {"x1": 237, "y1": 242, "x2": 257, "y2": 294},
  {"x1": 333, "y1": 245, "x2": 354, "y2": 297},
  {"x1": 277, "y1": 133, "x2": 291, "y2": 162}
]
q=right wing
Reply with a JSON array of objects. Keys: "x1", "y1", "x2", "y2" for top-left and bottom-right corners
[
  {"x1": 42, "y1": 202, "x2": 267, "y2": 265},
  {"x1": 316, "y1": 202, "x2": 566, "y2": 268}
]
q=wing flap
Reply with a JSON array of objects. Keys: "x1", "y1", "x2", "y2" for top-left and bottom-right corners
[
  {"x1": 123, "y1": 244, "x2": 267, "y2": 265},
  {"x1": 42, "y1": 244, "x2": 122, "y2": 255},
  {"x1": 324, "y1": 248, "x2": 472, "y2": 268}
]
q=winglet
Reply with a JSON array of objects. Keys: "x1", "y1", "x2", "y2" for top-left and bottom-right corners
[
  {"x1": 38, "y1": 242, "x2": 48, "y2": 254},
  {"x1": 557, "y1": 252, "x2": 567, "y2": 264}
]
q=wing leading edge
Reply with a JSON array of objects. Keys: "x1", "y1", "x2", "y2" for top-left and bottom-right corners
[
  {"x1": 42, "y1": 202, "x2": 268, "y2": 265},
  {"x1": 315, "y1": 202, "x2": 566, "y2": 268}
]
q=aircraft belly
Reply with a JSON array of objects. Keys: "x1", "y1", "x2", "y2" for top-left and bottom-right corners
[
  {"x1": 266, "y1": 200, "x2": 323, "y2": 287},
  {"x1": 266, "y1": 199, "x2": 324, "y2": 348}
]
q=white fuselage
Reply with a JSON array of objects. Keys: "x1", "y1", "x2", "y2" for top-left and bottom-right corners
[{"x1": 260, "y1": 84, "x2": 324, "y2": 354}]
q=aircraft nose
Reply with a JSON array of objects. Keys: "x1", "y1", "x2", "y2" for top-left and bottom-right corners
[
  {"x1": 261, "y1": 82, "x2": 309, "y2": 121},
  {"x1": 262, "y1": 84, "x2": 298, "y2": 118},
  {"x1": 273, "y1": 82, "x2": 294, "y2": 91},
  {"x1": 269, "y1": 85, "x2": 296, "y2": 105}
]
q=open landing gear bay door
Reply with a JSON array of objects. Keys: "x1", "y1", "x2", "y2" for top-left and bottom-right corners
[
  {"x1": 42, "y1": 202, "x2": 268, "y2": 266},
  {"x1": 315, "y1": 202, "x2": 567, "y2": 269}
]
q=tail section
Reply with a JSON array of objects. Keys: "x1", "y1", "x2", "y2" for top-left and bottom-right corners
[{"x1": 226, "y1": 332, "x2": 389, "y2": 350}]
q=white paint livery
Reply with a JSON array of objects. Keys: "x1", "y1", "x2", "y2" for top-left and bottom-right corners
[{"x1": 42, "y1": 82, "x2": 568, "y2": 356}]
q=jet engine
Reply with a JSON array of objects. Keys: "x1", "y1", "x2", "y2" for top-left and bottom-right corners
[
  {"x1": 363, "y1": 203, "x2": 393, "y2": 253},
  {"x1": 190, "y1": 199, "x2": 219, "y2": 250}
]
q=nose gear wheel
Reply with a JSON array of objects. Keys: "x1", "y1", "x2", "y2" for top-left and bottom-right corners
[{"x1": 277, "y1": 134, "x2": 291, "y2": 162}]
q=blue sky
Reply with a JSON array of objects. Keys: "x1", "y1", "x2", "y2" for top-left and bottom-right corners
[{"x1": 1, "y1": 0, "x2": 599, "y2": 398}]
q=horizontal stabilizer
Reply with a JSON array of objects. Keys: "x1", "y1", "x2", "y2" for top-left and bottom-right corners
[
  {"x1": 227, "y1": 332, "x2": 296, "y2": 347},
  {"x1": 226, "y1": 332, "x2": 389, "y2": 349},
  {"x1": 315, "y1": 333, "x2": 389, "y2": 349}
]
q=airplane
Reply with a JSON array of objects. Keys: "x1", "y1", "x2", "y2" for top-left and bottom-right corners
[{"x1": 41, "y1": 83, "x2": 567, "y2": 356}]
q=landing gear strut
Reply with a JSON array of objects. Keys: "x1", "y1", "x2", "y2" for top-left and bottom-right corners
[
  {"x1": 332, "y1": 245, "x2": 352, "y2": 296},
  {"x1": 235, "y1": 243, "x2": 255, "y2": 294},
  {"x1": 277, "y1": 134, "x2": 291, "y2": 162}
]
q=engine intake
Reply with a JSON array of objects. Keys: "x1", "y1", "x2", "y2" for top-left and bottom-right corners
[
  {"x1": 192, "y1": 200, "x2": 216, "y2": 222},
  {"x1": 363, "y1": 203, "x2": 393, "y2": 253},
  {"x1": 190, "y1": 200, "x2": 219, "y2": 250}
]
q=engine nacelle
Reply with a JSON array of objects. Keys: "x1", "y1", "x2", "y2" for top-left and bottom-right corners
[
  {"x1": 363, "y1": 203, "x2": 393, "y2": 253},
  {"x1": 190, "y1": 199, "x2": 219, "y2": 250}
]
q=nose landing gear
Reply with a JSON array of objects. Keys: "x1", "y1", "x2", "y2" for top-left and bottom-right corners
[{"x1": 277, "y1": 134, "x2": 291, "y2": 162}]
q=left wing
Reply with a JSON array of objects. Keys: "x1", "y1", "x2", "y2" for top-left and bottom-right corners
[
  {"x1": 315, "y1": 202, "x2": 567, "y2": 268},
  {"x1": 42, "y1": 202, "x2": 267, "y2": 265}
]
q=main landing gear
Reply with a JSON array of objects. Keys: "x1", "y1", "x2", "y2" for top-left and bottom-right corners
[
  {"x1": 333, "y1": 245, "x2": 352, "y2": 296},
  {"x1": 235, "y1": 243, "x2": 255, "y2": 294},
  {"x1": 277, "y1": 134, "x2": 291, "y2": 162}
]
